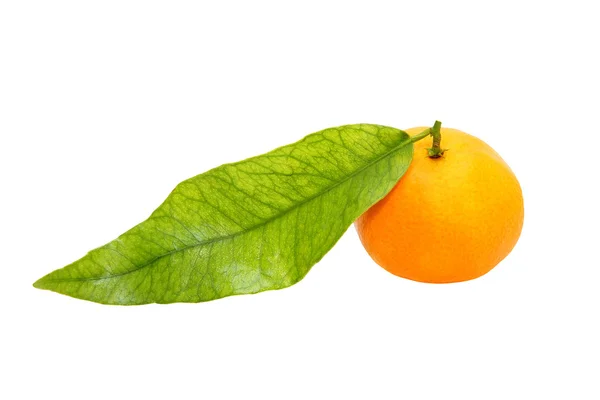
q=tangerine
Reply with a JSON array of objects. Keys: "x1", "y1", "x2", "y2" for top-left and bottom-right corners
[{"x1": 355, "y1": 125, "x2": 524, "y2": 283}]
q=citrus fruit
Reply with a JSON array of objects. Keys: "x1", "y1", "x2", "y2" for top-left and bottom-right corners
[{"x1": 355, "y1": 125, "x2": 524, "y2": 283}]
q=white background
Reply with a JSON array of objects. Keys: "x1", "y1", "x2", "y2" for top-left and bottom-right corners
[{"x1": 1, "y1": 1, "x2": 599, "y2": 399}]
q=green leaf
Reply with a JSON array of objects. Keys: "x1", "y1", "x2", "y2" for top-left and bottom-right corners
[{"x1": 34, "y1": 124, "x2": 414, "y2": 305}]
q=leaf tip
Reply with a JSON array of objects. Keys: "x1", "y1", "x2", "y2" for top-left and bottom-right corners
[{"x1": 33, "y1": 275, "x2": 51, "y2": 290}]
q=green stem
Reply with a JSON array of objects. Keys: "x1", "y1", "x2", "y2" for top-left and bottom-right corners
[
  {"x1": 410, "y1": 121, "x2": 445, "y2": 158},
  {"x1": 428, "y1": 120, "x2": 444, "y2": 158}
]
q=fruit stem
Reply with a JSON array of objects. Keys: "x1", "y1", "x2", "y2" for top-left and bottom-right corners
[
  {"x1": 410, "y1": 121, "x2": 445, "y2": 158},
  {"x1": 427, "y1": 120, "x2": 444, "y2": 158}
]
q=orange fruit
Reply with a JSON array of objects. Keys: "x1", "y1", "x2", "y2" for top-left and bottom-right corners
[{"x1": 355, "y1": 126, "x2": 524, "y2": 283}]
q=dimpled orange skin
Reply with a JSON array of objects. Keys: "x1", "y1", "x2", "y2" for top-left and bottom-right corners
[{"x1": 355, "y1": 127, "x2": 524, "y2": 283}]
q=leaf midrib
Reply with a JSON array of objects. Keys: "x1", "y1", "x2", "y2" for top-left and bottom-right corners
[{"x1": 43, "y1": 133, "x2": 412, "y2": 284}]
